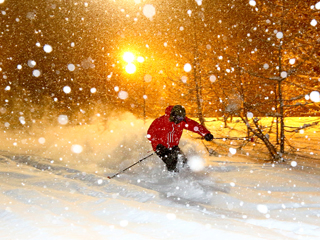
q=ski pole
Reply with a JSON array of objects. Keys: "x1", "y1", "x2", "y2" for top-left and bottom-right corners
[
  {"x1": 214, "y1": 137, "x2": 254, "y2": 141},
  {"x1": 107, "y1": 153, "x2": 154, "y2": 179}
]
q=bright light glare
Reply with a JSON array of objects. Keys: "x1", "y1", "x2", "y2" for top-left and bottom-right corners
[
  {"x1": 137, "y1": 56, "x2": 144, "y2": 63},
  {"x1": 123, "y1": 52, "x2": 135, "y2": 63},
  {"x1": 125, "y1": 63, "x2": 136, "y2": 74}
]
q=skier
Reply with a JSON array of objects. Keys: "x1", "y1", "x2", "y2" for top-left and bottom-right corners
[{"x1": 147, "y1": 105, "x2": 214, "y2": 172}]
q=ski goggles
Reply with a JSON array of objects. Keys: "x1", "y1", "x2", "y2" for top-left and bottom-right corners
[{"x1": 175, "y1": 115, "x2": 185, "y2": 121}]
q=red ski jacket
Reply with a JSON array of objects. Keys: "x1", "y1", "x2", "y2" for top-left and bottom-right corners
[{"x1": 147, "y1": 106, "x2": 211, "y2": 151}]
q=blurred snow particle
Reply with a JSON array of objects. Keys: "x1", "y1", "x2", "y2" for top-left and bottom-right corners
[
  {"x1": 311, "y1": 19, "x2": 317, "y2": 26},
  {"x1": 114, "y1": 86, "x2": 119, "y2": 92},
  {"x1": 81, "y1": 57, "x2": 95, "y2": 69},
  {"x1": 195, "y1": 0, "x2": 202, "y2": 6},
  {"x1": 71, "y1": 144, "x2": 83, "y2": 154},
  {"x1": 0, "y1": 107, "x2": 6, "y2": 114},
  {"x1": 32, "y1": 69, "x2": 41, "y2": 77},
  {"x1": 63, "y1": 86, "x2": 71, "y2": 94},
  {"x1": 26, "y1": 11, "x2": 36, "y2": 20},
  {"x1": 263, "y1": 63, "x2": 269, "y2": 69},
  {"x1": 166, "y1": 213, "x2": 176, "y2": 220},
  {"x1": 17, "y1": 64, "x2": 22, "y2": 70},
  {"x1": 276, "y1": 32, "x2": 283, "y2": 39},
  {"x1": 289, "y1": 58, "x2": 296, "y2": 65},
  {"x1": 5, "y1": 86, "x2": 10, "y2": 91},
  {"x1": 67, "y1": 64, "x2": 75, "y2": 71},
  {"x1": 187, "y1": 156, "x2": 205, "y2": 172},
  {"x1": 143, "y1": 4, "x2": 155, "y2": 20},
  {"x1": 143, "y1": 95, "x2": 147, "y2": 100},
  {"x1": 19, "y1": 117, "x2": 26, "y2": 125},
  {"x1": 316, "y1": 2, "x2": 320, "y2": 9},
  {"x1": 209, "y1": 75, "x2": 216, "y2": 83},
  {"x1": 310, "y1": 91, "x2": 320, "y2": 102},
  {"x1": 247, "y1": 112, "x2": 254, "y2": 118},
  {"x1": 249, "y1": 0, "x2": 256, "y2": 7},
  {"x1": 0, "y1": 0, "x2": 5, "y2": 4},
  {"x1": 38, "y1": 137, "x2": 46, "y2": 144},
  {"x1": 229, "y1": 148, "x2": 237, "y2": 155},
  {"x1": 118, "y1": 91, "x2": 128, "y2": 100},
  {"x1": 230, "y1": 182, "x2": 236, "y2": 187},
  {"x1": 90, "y1": 88, "x2": 97, "y2": 93},
  {"x1": 257, "y1": 204, "x2": 268, "y2": 214},
  {"x1": 58, "y1": 115, "x2": 68, "y2": 125},
  {"x1": 71, "y1": 42, "x2": 75, "y2": 47},
  {"x1": 305, "y1": 95, "x2": 310, "y2": 100},
  {"x1": 120, "y1": 220, "x2": 128, "y2": 227},
  {"x1": 43, "y1": 44, "x2": 53, "y2": 53},
  {"x1": 144, "y1": 74, "x2": 152, "y2": 82},
  {"x1": 4, "y1": 122, "x2": 10, "y2": 128},
  {"x1": 291, "y1": 161, "x2": 297, "y2": 167},
  {"x1": 125, "y1": 63, "x2": 136, "y2": 74},
  {"x1": 181, "y1": 76, "x2": 188, "y2": 83},
  {"x1": 280, "y1": 71, "x2": 287, "y2": 78},
  {"x1": 28, "y1": 60, "x2": 36, "y2": 68},
  {"x1": 97, "y1": 179, "x2": 103, "y2": 185},
  {"x1": 184, "y1": 63, "x2": 192, "y2": 72}
]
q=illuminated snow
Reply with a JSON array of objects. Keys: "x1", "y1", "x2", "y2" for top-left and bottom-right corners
[
  {"x1": 38, "y1": 137, "x2": 46, "y2": 144},
  {"x1": 276, "y1": 32, "x2": 283, "y2": 39},
  {"x1": 32, "y1": 69, "x2": 41, "y2": 77},
  {"x1": 68, "y1": 64, "x2": 76, "y2": 71},
  {"x1": 209, "y1": 75, "x2": 216, "y2": 82},
  {"x1": 249, "y1": 0, "x2": 256, "y2": 7},
  {"x1": 118, "y1": 91, "x2": 128, "y2": 100},
  {"x1": 311, "y1": 19, "x2": 317, "y2": 26},
  {"x1": 247, "y1": 112, "x2": 254, "y2": 118},
  {"x1": 71, "y1": 144, "x2": 83, "y2": 154},
  {"x1": 58, "y1": 115, "x2": 68, "y2": 125},
  {"x1": 257, "y1": 204, "x2": 268, "y2": 214},
  {"x1": 43, "y1": 44, "x2": 53, "y2": 53},
  {"x1": 187, "y1": 156, "x2": 205, "y2": 172},
  {"x1": 143, "y1": 4, "x2": 155, "y2": 19},
  {"x1": 28, "y1": 60, "x2": 36, "y2": 68},
  {"x1": 184, "y1": 63, "x2": 192, "y2": 72},
  {"x1": 63, "y1": 86, "x2": 71, "y2": 94},
  {"x1": 310, "y1": 91, "x2": 320, "y2": 102},
  {"x1": 229, "y1": 148, "x2": 237, "y2": 155}
]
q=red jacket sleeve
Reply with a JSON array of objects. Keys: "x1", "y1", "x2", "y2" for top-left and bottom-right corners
[{"x1": 184, "y1": 117, "x2": 211, "y2": 137}]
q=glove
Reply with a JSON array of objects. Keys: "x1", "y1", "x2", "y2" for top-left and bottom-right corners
[{"x1": 204, "y1": 133, "x2": 214, "y2": 141}]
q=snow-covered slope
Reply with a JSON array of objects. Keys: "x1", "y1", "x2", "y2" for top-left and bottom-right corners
[{"x1": 1, "y1": 150, "x2": 320, "y2": 240}]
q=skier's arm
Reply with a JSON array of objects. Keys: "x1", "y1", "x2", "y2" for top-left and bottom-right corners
[{"x1": 184, "y1": 117, "x2": 213, "y2": 140}]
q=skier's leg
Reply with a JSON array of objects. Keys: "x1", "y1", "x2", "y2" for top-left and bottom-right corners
[
  {"x1": 171, "y1": 146, "x2": 188, "y2": 168},
  {"x1": 155, "y1": 146, "x2": 177, "y2": 171}
]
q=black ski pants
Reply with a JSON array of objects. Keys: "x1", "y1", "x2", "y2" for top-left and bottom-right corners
[{"x1": 155, "y1": 144, "x2": 187, "y2": 172}]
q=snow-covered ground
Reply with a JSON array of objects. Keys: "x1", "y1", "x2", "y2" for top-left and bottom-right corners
[{"x1": 1, "y1": 114, "x2": 320, "y2": 240}]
